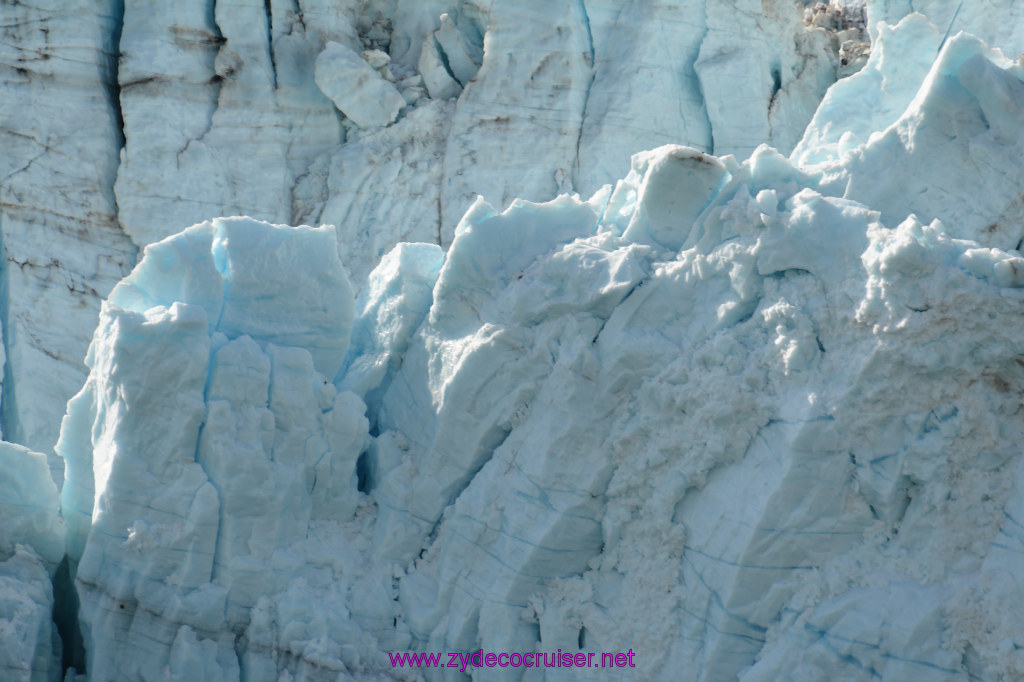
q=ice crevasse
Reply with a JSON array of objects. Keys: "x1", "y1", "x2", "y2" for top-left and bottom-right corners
[{"x1": 5, "y1": 8, "x2": 1024, "y2": 682}]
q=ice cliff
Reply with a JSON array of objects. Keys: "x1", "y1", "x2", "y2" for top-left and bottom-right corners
[
  {"x1": 1, "y1": 0, "x2": 853, "y2": 471},
  {"x1": 3, "y1": 0, "x2": 1024, "y2": 680}
]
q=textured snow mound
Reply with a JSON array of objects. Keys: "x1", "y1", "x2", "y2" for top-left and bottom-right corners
[{"x1": 47, "y1": 18, "x2": 1024, "y2": 680}]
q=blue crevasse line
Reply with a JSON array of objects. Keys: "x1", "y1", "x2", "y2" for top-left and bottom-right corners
[
  {"x1": 571, "y1": 0, "x2": 596, "y2": 192},
  {"x1": 694, "y1": 0, "x2": 715, "y2": 156},
  {"x1": 107, "y1": 0, "x2": 126, "y2": 150},
  {"x1": 263, "y1": 0, "x2": 276, "y2": 90},
  {"x1": 937, "y1": 1, "x2": 963, "y2": 54}
]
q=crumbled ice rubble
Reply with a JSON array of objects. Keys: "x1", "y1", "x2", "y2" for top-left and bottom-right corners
[
  {"x1": 803, "y1": 1, "x2": 870, "y2": 77},
  {"x1": 357, "y1": 12, "x2": 393, "y2": 52}
]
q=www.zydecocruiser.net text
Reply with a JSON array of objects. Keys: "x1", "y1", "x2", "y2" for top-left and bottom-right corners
[{"x1": 390, "y1": 649, "x2": 637, "y2": 672}]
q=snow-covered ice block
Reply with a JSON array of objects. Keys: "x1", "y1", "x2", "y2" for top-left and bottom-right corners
[
  {"x1": 339, "y1": 242, "x2": 444, "y2": 408},
  {"x1": 315, "y1": 41, "x2": 406, "y2": 128},
  {"x1": 622, "y1": 145, "x2": 730, "y2": 252},
  {"x1": 371, "y1": 195, "x2": 608, "y2": 563},
  {"x1": 108, "y1": 217, "x2": 355, "y2": 378}
]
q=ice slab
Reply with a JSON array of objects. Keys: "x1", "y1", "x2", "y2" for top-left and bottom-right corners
[{"x1": 315, "y1": 41, "x2": 406, "y2": 128}]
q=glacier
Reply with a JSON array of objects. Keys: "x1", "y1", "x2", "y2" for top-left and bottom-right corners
[
  {"x1": 3, "y1": 0, "x2": 1024, "y2": 680},
  {"x1": 2, "y1": 0, "x2": 850, "y2": 472}
]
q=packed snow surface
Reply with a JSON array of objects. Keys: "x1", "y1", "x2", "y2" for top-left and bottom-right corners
[{"x1": 2, "y1": 1, "x2": 1024, "y2": 681}]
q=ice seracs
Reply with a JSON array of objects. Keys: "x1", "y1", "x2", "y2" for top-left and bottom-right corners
[
  {"x1": 57, "y1": 218, "x2": 380, "y2": 680},
  {"x1": 3, "y1": 1, "x2": 1024, "y2": 680},
  {"x1": 0, "y1": 0, "x2": 859, "y2": 467},
  {"x1": 54, "y1": 66, "x2": 1024, "y2": 678}
]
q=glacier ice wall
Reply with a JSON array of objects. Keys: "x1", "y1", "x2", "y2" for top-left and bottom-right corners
[
  {"x1": 3, "y1": 0, "x2": 1024, "y2": 680},
  {"x1": 1, "y1": 0, "x2": 851, "y2": 466},
  {"x1": 0, "y1": 0, "x2": 138, "y2": 478},
  {"x1": 47, "y1": 13, "x2": 1024, "y2": 679}
]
